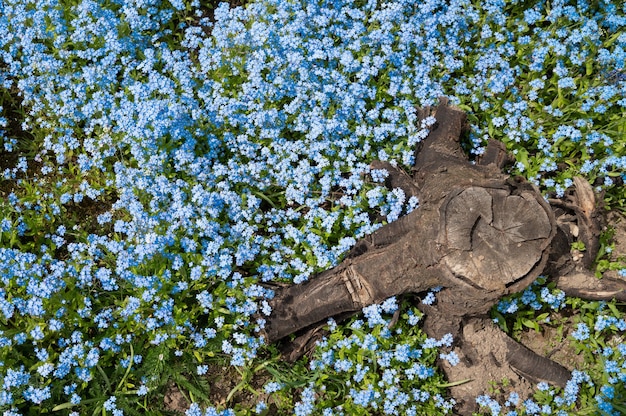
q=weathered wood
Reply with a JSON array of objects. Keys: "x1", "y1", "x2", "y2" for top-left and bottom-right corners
[
  {"x1": 266, "y1": 209, "x2": 445, "y2": 341},
  {"x1": 261, "y1": 98, "x2": 626, "y2": 414},
  {"x1": 556, "y1": 270, "x2": 626, "y2": 301}
]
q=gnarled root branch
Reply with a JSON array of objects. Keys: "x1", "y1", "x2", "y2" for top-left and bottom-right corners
[{"x1": 554, "y1": 269, "x2": 626, "y2": 302}]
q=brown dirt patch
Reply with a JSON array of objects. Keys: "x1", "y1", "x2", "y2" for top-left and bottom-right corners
[
  {"x1": 163, "y1": 382, "x2": 190, "y2": 414},
  {"x1": 518, "y1": 320, "x2": 586, "y2": 371}
]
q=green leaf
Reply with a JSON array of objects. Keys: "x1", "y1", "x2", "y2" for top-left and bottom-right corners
[
  {"x1": 606, "y1": 301, "x2": 622, "y2": 318},
  {"x1": 585, "y1": 60, "x2": 593, "y2": 76},
  {"x1": 522, "y1": 319, "x2": 540, "y2": 332},
  {"x1": 53, "y1": 397, "x2": 103, "y2": 412},
  {"x1": 52, "y1": 402, "x2": 77, "y2": 411},
  {"x1": 516, "y1": 148, "x2": 529, "y2": 171},
  {"x1": 437, "y1": 378, "x2": 472, "y2": 388}
]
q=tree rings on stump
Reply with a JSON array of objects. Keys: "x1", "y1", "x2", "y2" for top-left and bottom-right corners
[{"x1": 440, "y1": 185, "x2": 553, "y2": 291}]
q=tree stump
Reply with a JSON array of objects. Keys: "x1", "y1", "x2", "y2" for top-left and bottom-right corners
[{"x1": 261, "y1": 98, "x2": 626, "y2": 414}]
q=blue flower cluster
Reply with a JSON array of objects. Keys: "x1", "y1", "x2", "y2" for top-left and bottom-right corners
[
  {"x1": 477, "y1": 370, "x2": 592, "y2": 416},
  {"x1": 186, "y1": 403, "x2": 234, "y2": 416},
  {"x1": 571, "y1": 322, "x2": 590, "y2": 341},
  {"x1": 2, "y1": 0, "x2": 448, "y2": 410},
  {"x1": 302, "y1": 298, "x2": 455, "y2": 414},
  {"x1": 0, "y1": 0, "x2": 624, "y2": 414},
  {"x1": 496, "y1": 278, "x2": 567, "y2": 318},
  {"x1": 594, "y1": 313, "x2": 626, "y2": 332}
]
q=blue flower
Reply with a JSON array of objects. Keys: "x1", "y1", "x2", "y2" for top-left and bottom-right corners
[
  {"x1": 380, "y1": 297, "x2": 397, "y2": 314},
  {"x1": 362, "y1": 303, "x2": 386, "y2": 328},
  {"x1": 393, "y1": 344, "x2": 411, "y2": 363},
  {"x1": 0, "y1": 390, "x2": 13, "y2": 406},
  {"x1": 294, "y1": 384, "x2": 316, "y2": 416},
  {"x1": 540, "y1": 287, "x2": 566, "y2": 310},
  {"x1": 505, "y1": 391, "x2": 520, "y2": 407},
  {"x1": 185, "y1": 403, "x2": 204, "y2": 416},
  {"x1": 439, "y1": 351, "x2": 460, "y2": 366},
  {"x1": 23, "y1": 386, "x2": 51, "y2": 405},
  {"x1": 497, "y1": 299, "x2": 519, "y2": 314},
  {"x1": 571, "y1": 323, "x2": 590, "y2": 341},
  {"x1": 476, "y1": 394, "x2": 501, "y2": 416},
  {"x1": 104, "y1": 396, "x2": 119, "y2": 411},
  {"x1": 264, "y1": 381, "x2": 283, "y2": 394},
  {"x1": 405, "y1": 363, "x2": 434, "y2": 380},
  {"x1": 29, "y1": 326, "x2": 45, "y2": 341}
]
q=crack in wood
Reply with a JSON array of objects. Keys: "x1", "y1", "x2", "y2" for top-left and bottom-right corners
[{"x1": 341, "y1": 264, "x2": 373, "y2": 308}]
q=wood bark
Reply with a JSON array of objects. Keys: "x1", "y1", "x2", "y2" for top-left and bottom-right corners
[{"x1": 261, "y1": 98, "x2": 626, "y2": 414}]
